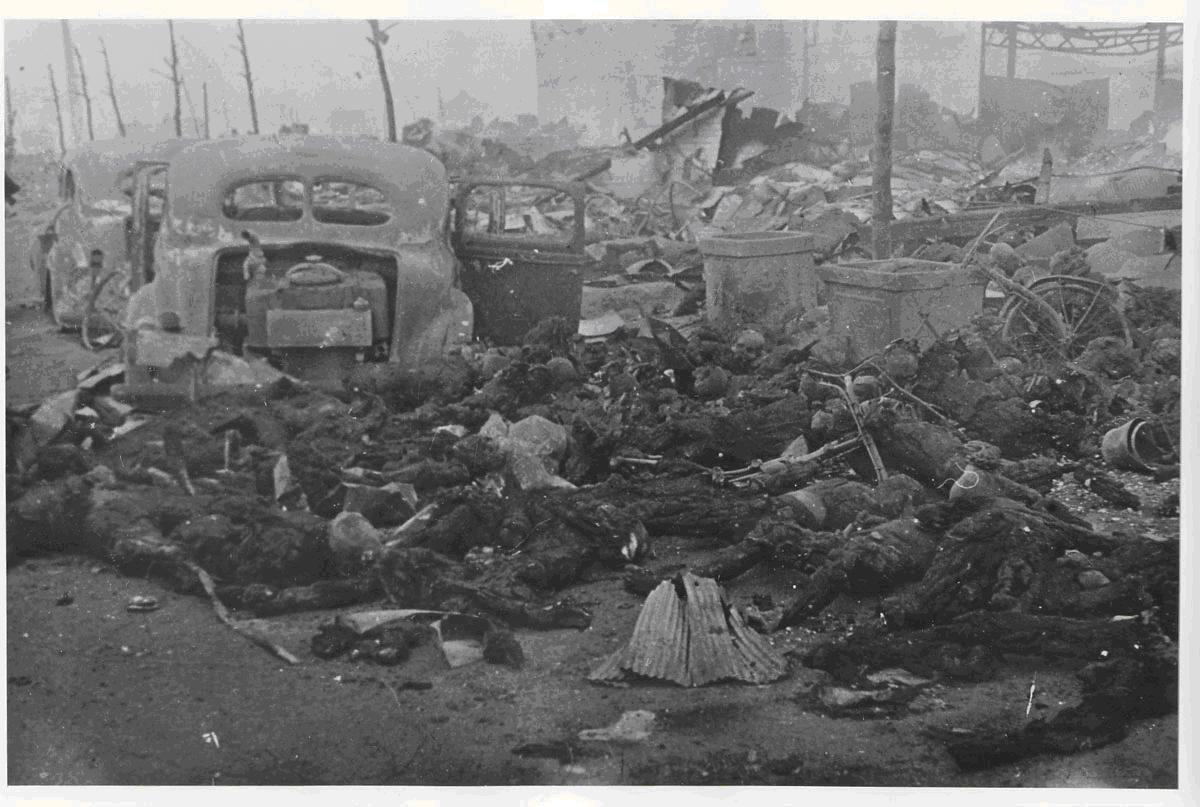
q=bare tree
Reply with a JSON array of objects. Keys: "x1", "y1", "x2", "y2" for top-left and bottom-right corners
[
  {"x1": 182, "y1": 79, "x2": 201, "y2": 137},
  {"x1": 4, "y1": 77, "x2": 13, "y2": 133},
  {"x1": 202, "y1": 82, "x2": 211, "y2": 139},
  {"x1": 5, "y1": 76, "x2": 16, "y2": 161},
  {"x1": 367, "y1": 20, "x2": 398, "y2": 142},
  {"x1": 99, "y1": 38, "x2": 126, "y2": 137},
  {"x1": 48, "y1": 65, "x2": 66, "y2": 156},
  {"x1": 871, "y1": 21, "x2": 897, "y2": 260},
  {"x1": 235, "y1": 20, "x2": 259, "y2": 135},
  {"x1": 59, "y1": 21, "x2": 82, "y2": 146},
  {"x1": 73, "y1": 45, "x2": 95, "y2": 141},
  {"x1": 163, "y1": 20, "x2": 183, "y2": 137}
]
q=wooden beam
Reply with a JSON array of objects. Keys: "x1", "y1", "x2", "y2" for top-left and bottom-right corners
[{"x1": 860, "y1": 195, "x2": 1182, "y2": 248}]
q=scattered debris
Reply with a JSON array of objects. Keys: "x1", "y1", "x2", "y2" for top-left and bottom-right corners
[
  {"x1": 578, "y1": 710, "x2": 657, "y2": 743},
  {"x1": 190, "y1": 563, "x2": 300, "y2": 665},
  {"x1": 125, "y1": 595, "x2": 159, "y2": 612},
  {"x1": 311, "y1": 608, "x2": 519, "y2": 671}
]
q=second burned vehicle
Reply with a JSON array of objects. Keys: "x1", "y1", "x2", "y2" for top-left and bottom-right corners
[
  {"x1": 27, "y1": 137, "x2": 198, "y2": 335},
  {"x1": 116, "y1": 135, "x2": 585, "y2": 400}
]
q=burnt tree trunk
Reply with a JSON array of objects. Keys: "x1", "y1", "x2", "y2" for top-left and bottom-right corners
[
  {"x1": 73, "y1": 46, "x2": 94, "y2": 141},
  {"x1": 235, "y1": 20, "x2": 259, "y2": 135},
  {"x1": 181, "y1": 80, "x2": 201, "y2": 137},
  {"x1": 47, "y1": 65, "x2": 66, "y2": 156},
  {"x1": 167, "y1": 21, "x2": 182, "y2": 137},
  {"x1": 4, "y1": 76, "x2": 14, "y2": 160},
  {"x1": 99, "y1": 38, "x2": 126, "y2": 137},
  {"x1": 202, "y1": 82, "x2": 210, "y2": 139},
  {"x1": 367, "y1": 20, "x2": 398, "y2": 143},
  {"x1": 872, "y1": 21, "x2": 897, "y2": 259}
]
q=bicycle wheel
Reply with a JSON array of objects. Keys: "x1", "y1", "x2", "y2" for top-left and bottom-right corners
[{"x1": 1000, "y1": 275, "x2": 1131, "y2": 360}]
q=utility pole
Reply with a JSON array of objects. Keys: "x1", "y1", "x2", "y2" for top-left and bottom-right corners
[
  {"x1": 202, "y1": 82, "x2": 211, "y2": 138},
  {"x1": 167, "y1": 21, "x2": 182, "y2": 136},
  {"x1": 872, "y1": 21, "x2": 897, "y2": 260},
  {"x1": 73, "y1": 46, "x2": 95, "y2": 141},
  {"x1": 978, "y1": 23, "x2": 988, "y2": 118},
  {"x1": 1005, "y1": 22, "x2": 1018, "y2": 78},
  {"x1": 800, "y1": 21, "x2": 810, "y2": 104},
  {"x1": 99, "y1": 38, "x2": 126, "y2": 137},
  {"x1": 60, "y1": 20, "x2": 83, "y2": 148},
  {"x1": 235, "y1": 20, "x2": 259, "y2": 135},
  {"x1": 1153, "y1": 22, "x2": 1167, "y2": 114},
  {"x1": 48, "y1": 65, "x2": 67, "y2": 156},
  {"x1": 367, "y1": 20, "x2": 398, "y2": 142},
  {"x1": 5, "y1": 76, "x2": 16, "y2": 161}
]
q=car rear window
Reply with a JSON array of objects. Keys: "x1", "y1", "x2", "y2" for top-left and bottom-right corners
[
  {"x1": 312, "y1": 180, "x2": 392, "y2": 226},
  {"x1": 222, "y1": 179, "x2": 305, "y2": 222}
]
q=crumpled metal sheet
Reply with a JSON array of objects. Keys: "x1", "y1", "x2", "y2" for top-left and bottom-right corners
[{"x1": 589, "y1": 572, "x2": 788, "y2": 687}]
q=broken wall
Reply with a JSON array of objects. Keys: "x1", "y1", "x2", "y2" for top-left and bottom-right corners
[
  {"x1": 980, "y1": 75, "x2": 1110, "y2": 155},
  {"x1": 532, "y1": 20, "x2": 808, "y2": 146},
  {"x1": 657, "y1": 78, "x2": 728, "y2": 188}
]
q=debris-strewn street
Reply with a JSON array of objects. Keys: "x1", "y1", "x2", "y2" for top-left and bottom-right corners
[{"x1": 5, "y1": 17, "x2": 1184, "y2": 789}]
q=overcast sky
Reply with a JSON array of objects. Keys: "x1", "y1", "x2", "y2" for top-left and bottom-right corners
[
  {"x1": 4, "y1": 19, "x2": 1183, "y2": 151},
  {"x1": 4, "y1": 19, "x2": 539, "y2": 150}
]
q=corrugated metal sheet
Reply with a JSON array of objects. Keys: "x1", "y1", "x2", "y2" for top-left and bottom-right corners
[{"x1": 589, "y1": 573, "x2": 788, "y2": 687}]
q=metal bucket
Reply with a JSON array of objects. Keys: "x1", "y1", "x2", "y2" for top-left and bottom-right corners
[{"x1": 1100, "y1": 418, "x2": 1170, "y2": 471}]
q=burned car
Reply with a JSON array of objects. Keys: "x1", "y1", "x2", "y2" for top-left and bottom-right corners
[
  {"x1": 118, "y1": 135, "x2": 588, "y2": 403},
  {"x1": 120, "y1": 136, "x2": 479, "y2": 397},
  {"x1": 27, "y1": 137, "x2": 196, "y2": 332}
]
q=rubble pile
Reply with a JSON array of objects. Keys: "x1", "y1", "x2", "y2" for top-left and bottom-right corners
[
  {"x1": 5, "y1": 75, "x2": 1182, "y2": 776},
  {"x1": 410, "y1": 77, "x2": 1180, "y2": 272}
]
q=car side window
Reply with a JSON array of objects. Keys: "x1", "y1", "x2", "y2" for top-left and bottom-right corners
[
  {"x1": 312, "y1": 179, "x2": 392, "y2": 225},
  {"x1": 458, "y1": 183, "x2": 574, "y2": 245},
  {"x1": 222, "y1": 179, "x2": 304, "y2": 222}
]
